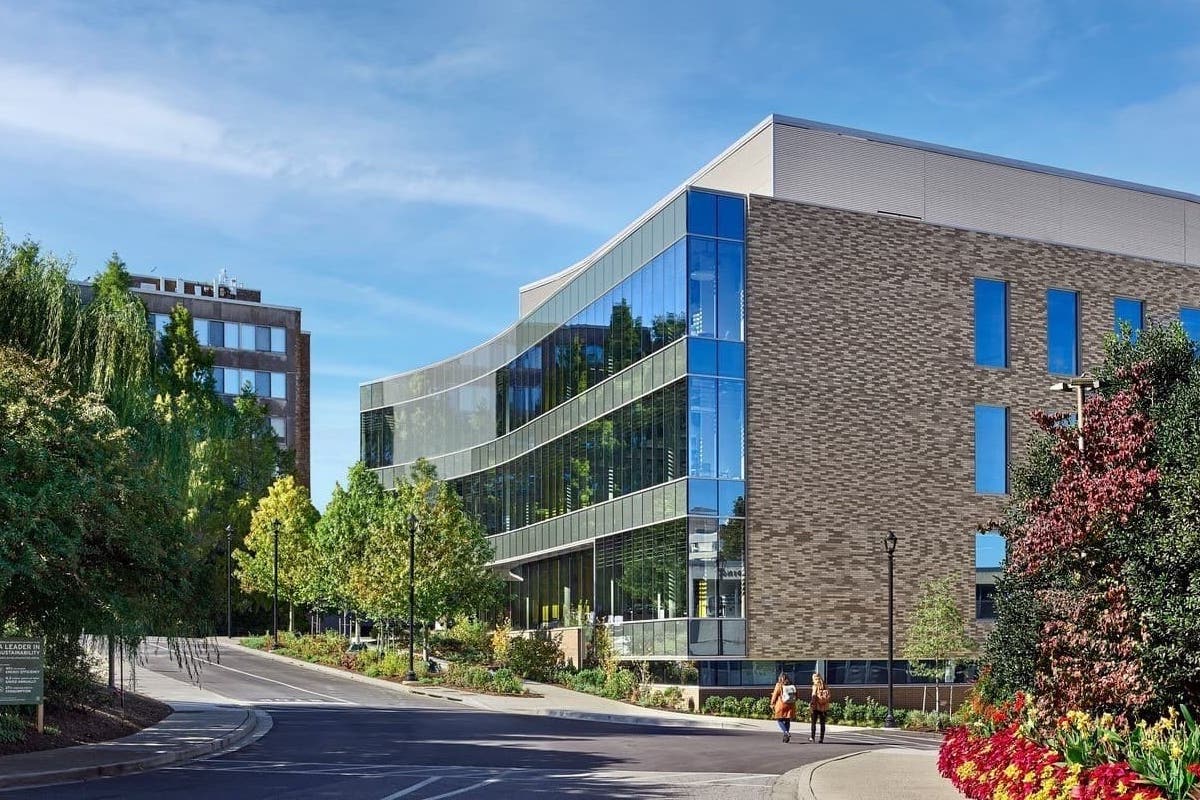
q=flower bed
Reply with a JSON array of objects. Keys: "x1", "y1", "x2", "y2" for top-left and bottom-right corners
[{"x1": 939, "y1": 692, "x2": 1200, "y2": 800}]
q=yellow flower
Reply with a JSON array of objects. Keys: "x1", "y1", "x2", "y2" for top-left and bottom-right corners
[
  {"x1": 1023, "y1": 770, "x2": 1036, "y2": 784},
  {"x1": 1170, "y1": 742, "x2": 1183, "y2": 760},
  {"x1": 1115, "y1": 781, "x2": 1128, "y2": 796},
  {"x1": 1004, "y1": 764, "x2": 1020, "y2": 779},
  {"x1": 956, "y1": 760, "x2": 978, "y2": 780}
]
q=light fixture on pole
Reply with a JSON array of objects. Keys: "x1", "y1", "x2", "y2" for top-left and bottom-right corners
[
  {"x1": 883, "y1": 529, "x2": 898, "y2": 729},
  {"x1": 1049, "y1": 375, "x2": 1102, "y2": 453},
  {"x1": 405, "y1": 512, "x2": 418, "y2": 683},
  {"x1": 272, "y1": 518, "x2": 280, "y2": 647},
  {"x1": 225, "y1": 524, "x2": 234, "y2": 639}
]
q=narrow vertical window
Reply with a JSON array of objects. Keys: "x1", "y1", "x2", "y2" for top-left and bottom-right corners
[
  {"x1": 973, "y1": 278, "x2": 1008, "y2": 367},
  {"x1": 1047, "y1": 289, "x2": 1079, "y2": 375},
  {"x1": 974, "y1": 404, "x2": 1009, "y2": 494},
  {"x1": 270, "y1": 326, "x2": 286, "y2": 353},
  {"x1": 975, "y1": 530, "x2": 1004, "y2": 620},
  {"x1": 271, "y1": 372, "x2": 287, "y2": 399},
  {"x1": 1114, "y1": 298, "x2": 1144, "y2": 339},
  {"x1": 1181, "y1": 308, "x2": 1200, "y2": 344}
]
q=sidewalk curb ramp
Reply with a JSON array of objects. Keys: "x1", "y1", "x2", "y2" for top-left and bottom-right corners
[
  {"x1": 771, "y1": 751, "x2": 865, "y2": 800},
  {"x1": 0, "y1": 705, "x2": 271, "y2": 791}
]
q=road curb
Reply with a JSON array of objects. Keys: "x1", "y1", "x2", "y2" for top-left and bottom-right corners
[
  {"x1": 0, "y1": 706, "x2": 271, "y2": 792},
  {"x1": 226, "y1": 641, "x2": 762, "y2": 731},
  {"x1": 771, "y1": 751, "x2": 865, "y2": 800}
]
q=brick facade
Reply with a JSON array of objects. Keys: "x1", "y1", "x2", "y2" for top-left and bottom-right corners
[{"x1": 744, "y1": 194, "x2": 1200, "y2": 661}]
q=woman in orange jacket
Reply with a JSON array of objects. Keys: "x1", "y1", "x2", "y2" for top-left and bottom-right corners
[{"x1": 770, "y1": 672, "x2": 797, "y2": 742}]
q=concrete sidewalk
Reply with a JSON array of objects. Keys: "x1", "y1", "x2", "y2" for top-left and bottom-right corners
[
  {"x1": 0, "y1": 649, "x2": 269, "y2": 791},
  {"x1": 773, "y1": 748, "x2": 960, "y2": 800},
  {"x1": 228, "y1": 638, "x2": 869, "y2": 733}
]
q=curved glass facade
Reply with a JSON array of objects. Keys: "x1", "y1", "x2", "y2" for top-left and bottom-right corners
[{"x1": 362, "y1": 189, "x2": 748, "y2": 658}]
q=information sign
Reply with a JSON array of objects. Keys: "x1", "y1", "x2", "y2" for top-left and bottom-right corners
[{"x1": 0, "y1": 638, "x2": 44, "y2": 705}]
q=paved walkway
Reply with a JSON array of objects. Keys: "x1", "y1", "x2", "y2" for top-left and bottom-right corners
[
  {"x1": 0, "y1": 646, "x2": 268, "y2": 791},
  {"x1": 775, "y1": 748, "x2": 960, "y2": 800}
]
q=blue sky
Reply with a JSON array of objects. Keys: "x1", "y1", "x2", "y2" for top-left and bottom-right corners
[{"x1": 1, "y1": 0, "x2": 1198, "y2": 509}]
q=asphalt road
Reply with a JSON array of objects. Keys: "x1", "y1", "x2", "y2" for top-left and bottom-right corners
[{"x1": 5, "y1": 643, "x2": 939, "y2": 799}]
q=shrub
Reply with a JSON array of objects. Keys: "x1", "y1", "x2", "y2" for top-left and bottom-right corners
[
  {"x1": 44, "y1": 636, "x2": 104, "y2": 711},
  {"x1": 662, "y1": 686, "x2": 683, "y2": 710},
  {"x1": 507, "y1": 635, "x2": 564, "y2": 682},
  {"x1": 0, "y1": 714, "x2": 26, "y2": 743},
  {"x1": 430, "y1": 619, "x2": 492, "y2": 665},
  {"x1": 721, "y1": 696, "x2": 741, "y2": 717},
  {"x1": 752, "y1": 697, "x2": 771, "y2": 718},
  {"x1": 703, "y1": 696, "x2": 723, "y2": 715},
  {"x1": 489, "y1": 668, "x2": 524, "y2": 695},
  {"x1": 490, "y1": 618, "x2": 512, "y2": 667},
  {"x1": 280, "y1": 632, "x2": 350, "y2": 666},
  {"x1": 738, "y1": 696, "x2": 757, "y2": 718},
  {"x1": 602, "y1": 669, "x2": 636, "y2": 700},
  {"x1": 589, "y1": 622, "x2": 617, "y2": 676}
]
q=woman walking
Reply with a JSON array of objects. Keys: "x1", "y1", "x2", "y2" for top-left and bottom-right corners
[
  {"x1": 770, "y1": 672, "x2": 797, "y2": 742},
  {"x1": 810, "y1": 673, "x2": 832, "y2": 743}
]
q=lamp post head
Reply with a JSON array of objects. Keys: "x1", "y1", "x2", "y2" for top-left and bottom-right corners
[
  {"x1": 225, "y1": 524, "x2": 233, "y2": 536},
  {"x1": 884, "y1": 530, "x2": 898, "y2": 555},
  {"x1": 272, "y1": 518, "x2": 280, "y2": 535},
  {"x1": 407, "y1": 512, "x2": 418, "y2": 531}
]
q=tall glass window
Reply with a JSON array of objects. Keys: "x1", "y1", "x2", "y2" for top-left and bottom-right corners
[
  {"x1": 688, "y1": 377, "x2": 718, "y2": 478},
  {"x1": 1047, "y1": 289, "x2": 1079, "y2": 375},
  {"x1": 688, "y1": 238, "x2": 717, "y2": 339},
  {"x1": 975, "y1": 405, "x2": 1009, "y2": 494},
  {"x1": 1181, "y1": 308, "x2": 1200, "y2": 344},
  {"x1": 1114, "y1": 298, "x2": 1143, "y2": 339},
  {"x1": 716, "y1": 241, "x2": 744, "y2": 341},
  {"x1": 193, "y1": 319, "x2": 208, "y2": 347},
  {"x1": 240, "y1": 323, "x2": 256, "y2": 352},
  {"x1": 717, "y1": 380, "x2": 745, "y2": 480},
  {"x1": 974, "y1": 278, "x2": 1008, "y2": 368},
  {"x1": 270, "y1": 327, "x2": 287, "y2": 353},
  {"x1": 975, "y1": 530, "x2": 1005, "y2": 569}
]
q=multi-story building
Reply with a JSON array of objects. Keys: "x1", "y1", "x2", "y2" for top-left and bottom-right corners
[
  {"x1": 134, "y1": 272, "x2": 311, "y2": 488},
  {"x1": 360, "y1": 115, "x2": 1200, "y2": 694}
]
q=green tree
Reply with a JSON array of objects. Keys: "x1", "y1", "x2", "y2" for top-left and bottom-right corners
[
  {"x1": 349, "y1": 460, "x2": 503, "y2": 633},
  {"x1": 310, "y1": 462, "x2": 388, "y2": 614},
  {"x1": 91, "y1": 252, "x2": 134, "y2": 308},
  {"x1": 235, "y1": 475, "x2": 319, "y2": 631},
  {"x1": 903, "y1": 576, "x2": 976, "y2": 719},
  {"x1": 0, "y1": 346, "x2": 193, "y2": 704}
]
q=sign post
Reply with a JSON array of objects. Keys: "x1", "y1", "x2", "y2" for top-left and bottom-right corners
[{"x1": 0, "y1": 639, "x2": 45, "y2": 733}]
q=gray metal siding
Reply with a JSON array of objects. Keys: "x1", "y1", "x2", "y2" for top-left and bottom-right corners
[
  {"x1": 773, "y1": 125, "x2": 925, "y2": 219},
  {"x1": 771, "y1": 121, "x2": 1200, "y2": 268},
  {"x1": 924, "y1": 152, "x2": 1062, "y2": 243}
]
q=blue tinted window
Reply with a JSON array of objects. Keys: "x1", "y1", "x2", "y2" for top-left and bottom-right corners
[
  {"x1": 717, "y1": 380, "x2": 745, "y2": 480},
  {"x1": 719, "y1": 480, "x2": 745, "y2": 517},
  {"x1": 688, "y1": 479, "x2": 719, "y2": 515},
  {"x1": 689, "y1": 377, "x2": 718, "y2": 478},
  {"x1": 688, "y1": 338, "x2": 717, "y2": 375},
  {"x1": 1114, "y1": 298, "x2": 1143, "y2": 339},
  {"x1": 716, "y1": 241, "x2": 744, "y2": 341},
  {"x1": 975, "y1": 405, "x2": 1008, "y2": 494},
  {"x1": 687, "y1": 191, "x2": 717, "y2": 236},
  {"x1": 1047, "y1": 289, "x2": 1079, "y2": 375},
  {"x1": 1181, "y1": 308, "x2": 1200, "y2": 344},
  {"x1": 716, "y1": 194, "x2": 745, "y2": 240},
  {"x1": 717, "y1": 341, "x2": 745, "y2": 378},
  {"x1": 688, "y1": 238, "x2": 717, "y2": 338},
  {"x1": 974, "y1": 278, "x2": 1007, "y2": 367},
  {"x1": 975, "y1": 531, "x2": 1005, "y2": 569}
]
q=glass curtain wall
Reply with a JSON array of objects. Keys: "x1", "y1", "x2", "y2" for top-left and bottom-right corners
[
  {"x1": 451, "y1": 379, "x2": 688, "y2": 534},
  {"x1": 594, "y1": 520, "x2": 687, "y2": 623},
  {"x1": 496, "y1": 239, "x2": 688, "y2": 434},
  {"x1": 506, "y1": 549, "x2": 594, "y2": 630}
]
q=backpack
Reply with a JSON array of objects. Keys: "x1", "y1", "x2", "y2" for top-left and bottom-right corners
[{"x1": 781, "y1": 684, "x2": 797, "y2": 704}]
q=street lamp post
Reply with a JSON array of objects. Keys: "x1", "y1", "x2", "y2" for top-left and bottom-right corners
[
  {"x1": 272, "y1": 518, "x2": 280, "y2": 647},
  {"x1": 884, "y1": 530, "x2": 898, "y2": 729},
  {"x1": 225, "y1": 524, "x2": 233, "y2": 639},
  {"x1": 405, "y1": 512, "x2": 418, "y2": 683},
  {"x1": 1050, "y1": 375, "x2": 1102, "y2": 453}
]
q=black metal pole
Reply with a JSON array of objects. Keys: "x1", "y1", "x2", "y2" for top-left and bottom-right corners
[
  {"x1": 272, "y1": 518, "x2": 280, "y2": 647},
  {"x1": 405, "y1": 513, "x2": 417, "y2": 682},
  {"x1": 884, "y1": 531, "x2": 897, "y2": 728},
  {"x1": 226, "y1": 524, "x2": 233, "y2": 639}
]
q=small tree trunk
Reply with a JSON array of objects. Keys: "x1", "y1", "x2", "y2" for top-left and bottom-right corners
[
  {"x1": 934, "y1": 679, "x2": 942, "y2": 727},
  {"x1": 922, "y1": 684, "x2": 927, "y2": 714},
  {"x1": 289, "y1": 602, "x2": 295, "y2": 633}
]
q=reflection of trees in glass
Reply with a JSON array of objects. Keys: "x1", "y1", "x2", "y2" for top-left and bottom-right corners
[
  {"x1": 651, "y1": 313, "x2": 687, "y2": 349},
  {"x1": 616, "y1": 523, "x2": 687, "y2": 619},
  {"x1": 568, "y1": 456, "x2": 593, "y2": 510},
  {"x1": 719, "y1": 496, "x2": 746, "y2": 562},
  {"x1": 605, "y1": 300, "x2": 641, "y2": 374}
]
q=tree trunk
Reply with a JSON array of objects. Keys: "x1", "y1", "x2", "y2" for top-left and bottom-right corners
[
  {"x1": 934, "y1": 679, "x2": 942, "y2": 728},
  {"x1": 921, "y1": 684, "x2": 927, "y2": 714},
  {"x1": 289, "y1": 602, "x2": 295, "y2": 633}
]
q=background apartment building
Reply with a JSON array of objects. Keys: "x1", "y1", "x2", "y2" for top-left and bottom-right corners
[
  {"x1": 361, "y1": 115, "x2": 1200, "y2": 693},
  {"x1": 134, "y1": 272, "x2": 311, "y2": 488}
]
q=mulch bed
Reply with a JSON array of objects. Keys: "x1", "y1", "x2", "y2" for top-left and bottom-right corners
[{"x1": 0, "y1": 691, "x2": 172, "y2": 757}]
